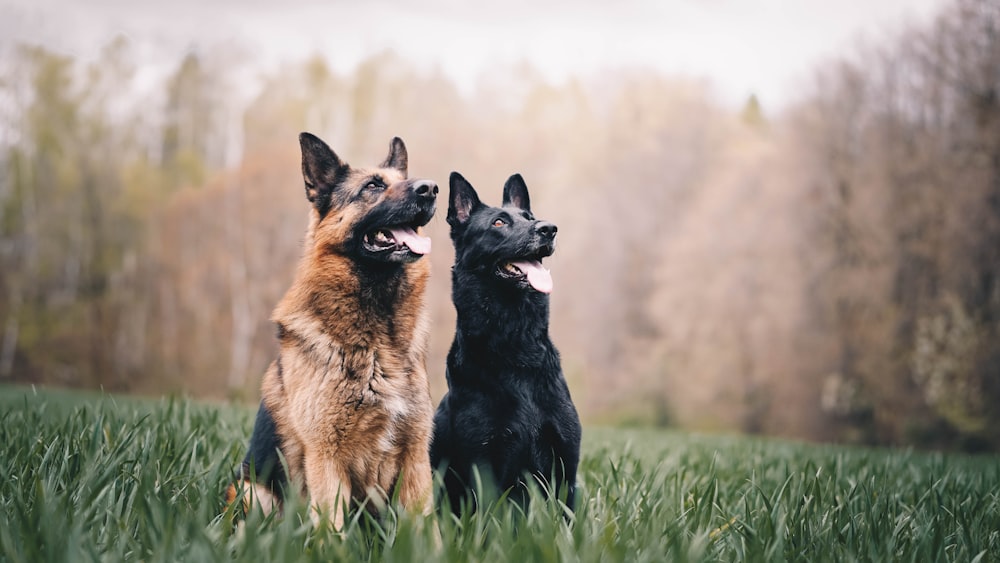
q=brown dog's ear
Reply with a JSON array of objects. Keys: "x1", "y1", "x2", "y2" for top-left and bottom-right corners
[
  {"x1": 502, "y1": 173, "x2": 531, "y2": 212},
  {"x1": 299, "y1": 132, "x2": 348, "y2": 214},
  {"x1": 448, "y1": 172, "x2": 482, "y2": 227},
  {"x1": 380, "y1": 137, "x2": 408, "y2": 176}
]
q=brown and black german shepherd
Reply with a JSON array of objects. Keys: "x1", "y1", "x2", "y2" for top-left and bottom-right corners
[{"x1": 226, "y1": 132, "x2": 438, "y2": 529}]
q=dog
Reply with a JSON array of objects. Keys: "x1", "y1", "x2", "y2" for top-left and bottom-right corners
[
  {"x1": 429, "y1": 172, "x2": 582, "y2": 513},
  {"x1": 226, "y1": 132, "x2": 438, "y2": 529}
]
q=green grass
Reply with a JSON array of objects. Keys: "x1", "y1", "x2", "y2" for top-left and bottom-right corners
[{"x1": 0, "y1": 385, "x2": 998, "y2": 562}]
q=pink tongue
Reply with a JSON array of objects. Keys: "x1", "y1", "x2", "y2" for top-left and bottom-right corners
[
  {"x1": 389, "y1": 227, "x2": 432, "y2": 255},
  {"x1": 511, "y1": 260, "x2": 553, "y2": 293}
]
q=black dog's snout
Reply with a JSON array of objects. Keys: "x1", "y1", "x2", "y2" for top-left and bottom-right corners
[
  {"x1": 535, "y1": 221, "x2": 557, "y2": 240},
  {"x1": 413, "y1": 180, "x2": 439, "y2": 200}
]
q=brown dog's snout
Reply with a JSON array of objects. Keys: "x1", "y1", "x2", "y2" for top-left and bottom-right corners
[{"x1": 412, "y1": 179, "x2": 438, "y2": 201}]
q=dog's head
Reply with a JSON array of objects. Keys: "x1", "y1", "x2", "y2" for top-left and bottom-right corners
[
  {"x1": 447, "y1": 172, "x2": 557, "y2": 294},
  {"x1": 299, "y1": 132, "x2": 437, "y2": 265}
]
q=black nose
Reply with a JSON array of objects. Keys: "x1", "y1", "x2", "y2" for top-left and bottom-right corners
[
  {"x1": 535, "y1": 221, "x2": 557, "y2": 239},
  {"x1": 413, "y1": 180, "x2": 438, "y2": 200}
]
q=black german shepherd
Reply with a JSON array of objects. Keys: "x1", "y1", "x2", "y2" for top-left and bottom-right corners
[{"x1": 430, "y1": 172, "x2": 582, "y2": 513}]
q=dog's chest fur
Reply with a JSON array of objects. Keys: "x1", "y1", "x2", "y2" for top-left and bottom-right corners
[
  {"x1": 276, "y1": 316, "x2": 423, "y2": 444},
  {"x1": 261, "y1": 256, "x2": 433, "y2": 493}
]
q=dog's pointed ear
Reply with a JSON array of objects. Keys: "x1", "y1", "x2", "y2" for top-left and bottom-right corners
[
  {"x1": 448, "y1": 172, "x2": 482, "y2": 227},
  {"x1": 299, "y1": 132, "x2": 348, "y2": 214},
  {"x1": 502, "y1": 173, "x2": 531, "y2": 212},
  {"x1": 380, "y1": 137, "x2": 408, "y2": 176}
]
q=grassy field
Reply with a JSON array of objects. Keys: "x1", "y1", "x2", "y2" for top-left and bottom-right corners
[{"x1": 0, "y1": 385, "x2": 998, "y2": 562}]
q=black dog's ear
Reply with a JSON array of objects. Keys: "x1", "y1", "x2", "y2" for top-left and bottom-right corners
[
  {"x1": 502, "y1": 173, "x2": 531, "y2": 212},
  {"x1": 299, "y1": 132, "x2": 348, "y2": 213},
  {"x1": 380, "y1": 137, "x2": 408, "y2": 176},
  {"x1": 448, "y1": 172, "x2": 482, "y2": 227}
]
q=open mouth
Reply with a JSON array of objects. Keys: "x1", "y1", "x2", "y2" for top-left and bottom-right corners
[
  {"x1": 362, "y1": 225, "x2": 432, "y2": 256},
  {"x1": 496, "y1": 257, "x2": 553, "y2": 294}
]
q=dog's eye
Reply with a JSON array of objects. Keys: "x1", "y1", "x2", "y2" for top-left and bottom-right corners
[
  {"x1": 365, "y1": 179, "x2": 385, "y2": 191},
  {"x1": 492, "y1": 218, "x2": 507, "y2": 228}
]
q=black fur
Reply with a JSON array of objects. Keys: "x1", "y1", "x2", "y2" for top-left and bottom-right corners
[
  {"x1": 240, "y1": 403, "x2": 287, "y2": 499},
  {"x1": 430, "y1": 172, "x2": 582, "y2": 513}
]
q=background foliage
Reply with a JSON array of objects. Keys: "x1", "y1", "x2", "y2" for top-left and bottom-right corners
[{"x1": 1, "y1": 0, "x2": 998, "y2": 449}]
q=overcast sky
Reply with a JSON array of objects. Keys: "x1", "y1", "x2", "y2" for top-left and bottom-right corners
[{"x1": 1, "y1": 0, "x2": 950, "y2": 108}]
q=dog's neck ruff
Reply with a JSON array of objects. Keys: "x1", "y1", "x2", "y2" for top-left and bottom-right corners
[
  {"x1": 275, "y1": 256, "x2": 426, "y2": 353},
  {"x1": 451, "y1": 269, "x2": 553, "y2": 364}
]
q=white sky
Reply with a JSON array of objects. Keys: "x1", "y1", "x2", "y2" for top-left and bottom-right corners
[{"x1": 1, "y1": 0, "x2": 950, "y2": 109}]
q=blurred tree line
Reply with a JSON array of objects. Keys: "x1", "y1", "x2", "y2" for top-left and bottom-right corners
[{"x1": 1, "y1": 0, "x2": 997, "y2": 450}]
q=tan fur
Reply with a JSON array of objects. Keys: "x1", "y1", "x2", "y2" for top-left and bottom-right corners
[
  {"x1": 226, "y1": 480, "x2": 281, "y2": 515},
  {"x1": 257, "y1": 161, "x2": 434, "y2": 529}
]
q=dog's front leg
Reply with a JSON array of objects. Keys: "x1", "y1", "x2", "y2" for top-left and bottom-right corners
[
  {"x1": 304, "y1": 455, "x2": 351, "y2": 530},
  {"x1": 397, "y1": 445, "x2": 434, "y2": 515},
  {"x1": 396, "y1": 443, "x2": 441, "y2": 549}
]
